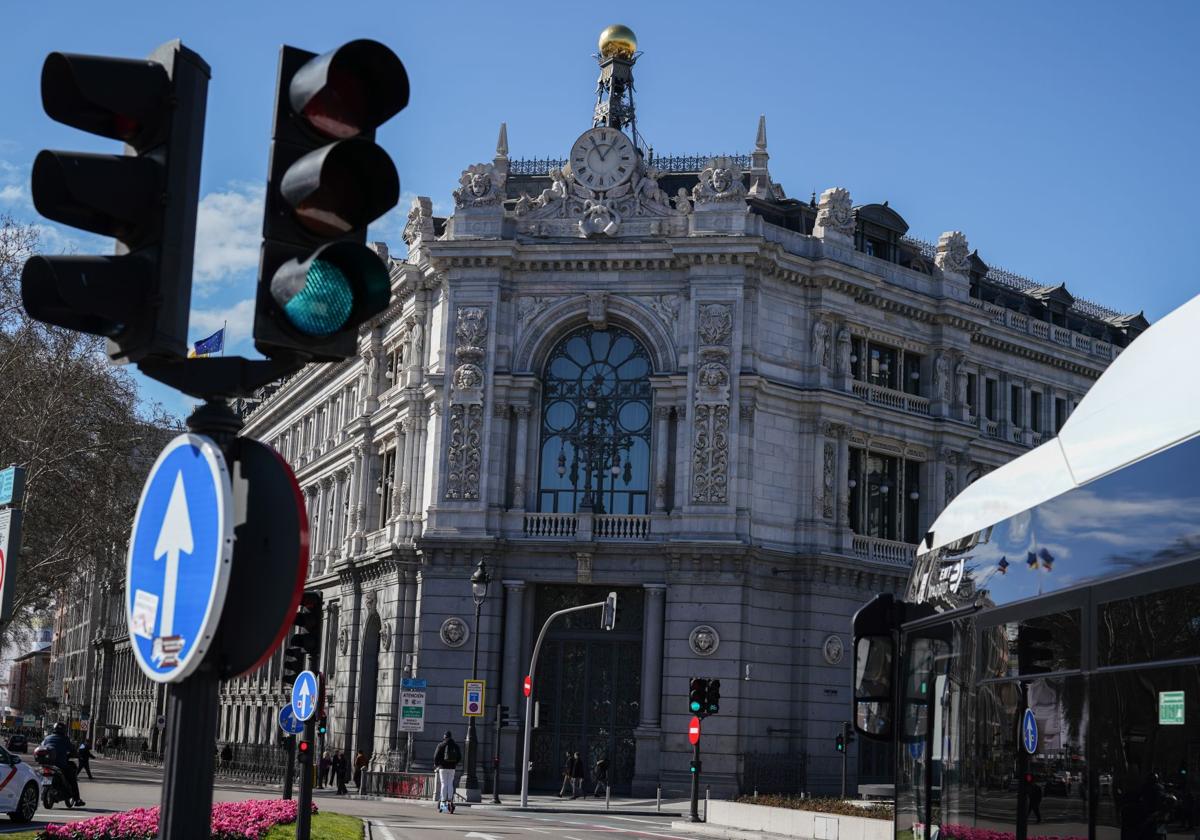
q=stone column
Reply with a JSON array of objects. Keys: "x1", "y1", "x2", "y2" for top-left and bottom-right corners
[
  {"x1": 632, "y1": 583, "x2": 667, "y2": 796},
  {"x1": 412, "y1": 408, "x2": 429, "y2": 527},
  {"x1": 499, "y1": 580, "x2": 525, "y2": 791},
  {"x1": 512, "y1": 406, "x2": 531, "y2": 510},
  {"x1": 653, "y1": 406, "x2": 670, "y2": 512}
]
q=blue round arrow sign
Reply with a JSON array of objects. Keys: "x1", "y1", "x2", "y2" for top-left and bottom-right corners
[
  {"x1": 125, "y1": 434, "x2": 233, "y2": 683},
  {"x1": 278, "y1": 704, "x2": 304, "y2": 735},
  {"x1": 1021, "y1": 708, "x2": 1039, "y2": 754},
  {"x1": 292, "y1": 670, "x2": 318, "y2": 722}
]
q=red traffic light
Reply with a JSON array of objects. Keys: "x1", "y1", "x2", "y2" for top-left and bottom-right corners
[
  {"x1": 289, "y1": 39, "x2": 409, "y2": 139},
  {"x1": 40, "y1": 52, "x2": 171, "y2": 149},
  {"x1": 298, "y1": 740, "x2": 310, "y2": 753}
]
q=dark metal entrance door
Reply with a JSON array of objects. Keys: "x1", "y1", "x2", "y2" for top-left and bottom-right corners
[{"x1": 530, "y1": 585, "x2": 643, "y2": 795}]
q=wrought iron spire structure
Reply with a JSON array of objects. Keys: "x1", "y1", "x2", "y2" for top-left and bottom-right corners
[{"x1": 593, "y1": 24, "x2": 644, "y2": 151}]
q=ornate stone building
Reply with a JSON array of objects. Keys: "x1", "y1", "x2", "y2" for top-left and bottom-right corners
[{"x1": 76, "y1": 26, "x2": 1147, "y2": 795}]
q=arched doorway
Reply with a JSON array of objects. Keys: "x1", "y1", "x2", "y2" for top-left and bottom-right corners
[{"x1": 356, "y1": 613, "x2": 380, "y2": 759}]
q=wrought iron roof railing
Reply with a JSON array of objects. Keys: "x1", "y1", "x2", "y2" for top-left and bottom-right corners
[{"x1": 507, "y1": 153, "x2": 751, "y2": 177}]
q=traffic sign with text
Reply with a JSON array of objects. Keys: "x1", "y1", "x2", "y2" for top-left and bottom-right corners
[
  {"x1": 126, "y1": 434, "x2": 233, "y2": 682},
  {"x1": 464, "y1": 679, "x2": 486, "y2": 717}
]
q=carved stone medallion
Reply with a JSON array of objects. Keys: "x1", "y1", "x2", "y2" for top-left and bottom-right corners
[
  {"x1": 689, "y1": 625, "x2": 721, "y2": 656},
  {"x1": 823, "y1": 634, "x2": 845, "y2": 665},
  {"x1": 380, "y1": 621, "x2": 392, "y2": 653},
  {"x1": 440, "y1": 617, "x2": 470, "y2": 648},
  {"x1": 338, "y1": 626, "x2": 349, "y2": 655}
]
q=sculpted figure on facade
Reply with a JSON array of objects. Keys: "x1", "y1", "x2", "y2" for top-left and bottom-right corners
[
  {"x1": 933, "y1": 352, "x2": 951, "y2": 401},
  {"x1": 955, "y1": 356, "x2": 969, "y2": 405},
  {"x1": 836, "y1": 327, "x2": 853, "y2": 374},
  {"x1": 579, "y1": 199, "x2": 621, "y2": 237},
  {"x1": 822, "y1": 440, "x2": 836, "y2": 519},
  {"x1": 673, "y1": 187, "x2": 692, "y2": 215},
  {"x1": 812, "y1": 187, "x2": 855, "y2": 239},
  {"x1": 811, "y1": 318, "x2": 831, "y2": 369},
  {"x1": 692, "y1": 157, "x2": 748, "y2": 206},
  {"x1": 936, "y1": 230, "x2": 971, "y2": 276},
  {"x1": 453, "y1": 163, "x2": 505, "y2": 208},
  {"x1": 533, "y1": 168, "x2": 569, "y2": 209}
]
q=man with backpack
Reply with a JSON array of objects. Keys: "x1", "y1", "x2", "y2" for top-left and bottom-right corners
[{"x1": 433, "y1": 731, "x2": 461, "y2": 813}]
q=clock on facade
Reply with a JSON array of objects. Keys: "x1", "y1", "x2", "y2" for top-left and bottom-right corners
[{"x1": 570, "y1": 127, "x2": 637, "y2": 191}]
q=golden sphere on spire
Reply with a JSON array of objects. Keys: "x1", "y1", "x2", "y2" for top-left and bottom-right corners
[{"x1": 598, "y1": 24, "x2": 637, "y2": 59}]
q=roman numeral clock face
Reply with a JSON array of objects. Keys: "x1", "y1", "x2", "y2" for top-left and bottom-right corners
[{"x1": 570, "y1": 128, "x2": 636, "y2": 190}]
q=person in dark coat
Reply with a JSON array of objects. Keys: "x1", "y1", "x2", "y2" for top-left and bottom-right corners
[
  {"x1": 318, "y1": 751, "x2": 331, "y2": 788},
  {"x1": 336, "y1": 751, "x2": 349, "y2": 795},
  {"x1": 1028, "y1": 777, "x2": 1044, "y2": 823},
  {"x1": 593, "y1": 755, "x2": 609, "y2": 798},
  {"x1": 558, "y1": 751, "x2": 573, "y2": 797},
  {"x1": 40, "y1": 723, "x2": 84, "y2": 806},
  {"x1": 77, "y1": 741, "x2": 93, "y2": 779},
  {"x1": 354, "y1": 750, "x2": 368, "y2": 790},
  {"x1": 569, "y1": 751, "x2": 585, "y2": 799}
]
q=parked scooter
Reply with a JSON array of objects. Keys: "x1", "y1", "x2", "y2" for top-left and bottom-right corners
[{"x1": 33, "y1": 746, "x2": 75, "y2": 809}]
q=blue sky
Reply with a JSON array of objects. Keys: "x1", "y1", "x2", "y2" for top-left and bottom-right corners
[{"x1": 4, "y1": 0, "x2": 1199, "y2": 418}]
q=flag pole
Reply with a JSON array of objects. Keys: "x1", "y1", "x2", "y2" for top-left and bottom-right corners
[{"x1": 221, "y1": 320, "x2": 227, "y2": 357}]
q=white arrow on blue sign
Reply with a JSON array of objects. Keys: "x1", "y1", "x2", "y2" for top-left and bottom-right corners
[
  {"x1": 1021, "y1": 708, "x2": 1039, "y2": 754},
  {"x1": 125, "y1": 434, "x2": 233, "y2": 683},
  {"x1": 278, "y1": 704, "x2": 305, "y2": 735},
  {"x1": 292, "y1": 670, "x2": 318, "y2": 722}
]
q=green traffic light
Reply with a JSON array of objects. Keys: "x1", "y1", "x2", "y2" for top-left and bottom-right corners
[
  {"x1": 690, "y1": 700, "x2": 702, "y2": 712},
  {"x1": 283, "y1": 259, "x2": 354, "y2": 336}
]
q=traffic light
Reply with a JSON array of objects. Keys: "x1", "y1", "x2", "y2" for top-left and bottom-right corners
[
  {"x1": 1017, "y1": 624, "x2": 1055, "y2": 675},
  {"x1": 22, "y1": 41, "x2": 209, "y2": 363},
  {"x1": 293, "y1": 590, "x2": 324, "y2": 657},
  {"x1": 601, "y1": 591, "x2": 618, "y2": 631},
  {"x1": 836, "y1": 733, "x2": 845, "y2": 752},
  {"x1": 689, "y1": 759, "x2": 701, "y2": 775},
  {"x1": 689, "y1": 678, "x2": 708, "y2": 715},
  {"x1": 297, "y1": 738, "x2": 312, "y2": 763},
  {"x1": 253, "y1": 40, "x2": 409, "y2": 361},
  {"x1": 282, "y1": 645, "x2": 305, "y2": 687},
  {"x1": 498, "y1": 705, "x2": 511, "y2": 727},
  {"x1": 706, "y1": 679, "x2": 721, "y2": 715},
  {"x1": 316, "y1": 711, "x2": 328, "y2": 737}
]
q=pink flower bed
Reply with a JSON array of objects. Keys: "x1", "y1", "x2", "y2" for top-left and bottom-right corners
[
  {"x1": 940, "y1": 824, "x2": 1085, "y2": 840},
  {"x1": 38, "y1": 799, "x2": 318, "y2": 840}
]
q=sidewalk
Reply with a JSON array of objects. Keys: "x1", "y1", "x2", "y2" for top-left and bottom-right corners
[{"x1": 351, "y1": 790, "x2": 688, "y2": 818}]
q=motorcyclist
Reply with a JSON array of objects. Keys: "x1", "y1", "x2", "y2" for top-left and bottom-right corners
[{"x1": 40, "y1": 722, "x2": 84, "y2": 807}]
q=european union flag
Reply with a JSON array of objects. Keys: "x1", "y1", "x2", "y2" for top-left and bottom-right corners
[
  {"x1": 1038, "y1": 547, "x2": 1055, "y2": 571},
  {"x1": 1027, "y1": 551, "x2": 1039, "y2": 569},
  {"x1": 190, "y1": 328, "x2": 224, "y2": 358},
  {"x1": 998, "y1": 556, "x2": 1009, "y2": 575}
]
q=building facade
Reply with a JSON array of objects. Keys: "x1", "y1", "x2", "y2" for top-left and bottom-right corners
[{"x1": 69, "y1": 28, "x2": 1145, "y2": 796}]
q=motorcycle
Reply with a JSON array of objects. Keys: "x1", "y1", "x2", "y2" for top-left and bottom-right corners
[{"x1": 33, "y1": 746, "x2": 75, "y2": 809}]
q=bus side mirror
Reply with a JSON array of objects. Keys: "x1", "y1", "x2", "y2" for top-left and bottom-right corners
[{"x1": 852, "y1": 594, "x2": 899, "y2": 741}]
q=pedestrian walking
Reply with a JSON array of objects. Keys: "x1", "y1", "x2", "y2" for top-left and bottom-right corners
[
  {"x1": 220, "y1": 744, "x2": 233, "y2": 768},
  {"x1": 433, "y1": 731, "x2": 461, "y2": 814},
  {"x1": 1028, "y1": 778, "x2": 1044, "y2": 823},
  {"x1": 354, "y1": 750, "x2": 368, "y2": 791},
  {"x1": 592, "y1": 754, "x2": 609, "y2": 798},
  {"x1": 77, "y1": 741, "x2": 93, "y2": 780},
  {"x1": 318, "y1": 751, "x2": 331, "y2": 788},
  {"x1": 570, "y1": 751, "x2": 585, "y2": 799},
  {"x1": 334, "y1": 751, "x2": 348, "y2": 795},
  {"x1": 558, "y1": 751, "x2": 573, "y2": 797}
]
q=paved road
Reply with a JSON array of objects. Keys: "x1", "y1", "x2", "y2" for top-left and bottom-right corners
[{"x1": 0, "y1": 759, "x2": 706, "y2": 840}]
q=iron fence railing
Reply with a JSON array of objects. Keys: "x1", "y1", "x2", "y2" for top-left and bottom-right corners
[{"x1": 360, "y1": 771, "x2": 435, "y2": 799}]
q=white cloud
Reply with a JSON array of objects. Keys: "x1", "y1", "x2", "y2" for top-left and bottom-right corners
[
  {"x1": 0, "y1": 183, "x2": 25, "y2": 204},
  {"x1": 194, "y1": 182, "x2": 265, "y2": 290},
  {"x1": 190, "y1": 297, "x2": 256, "y2": 353}
]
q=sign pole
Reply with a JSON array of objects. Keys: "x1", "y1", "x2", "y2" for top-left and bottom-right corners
[
  {"x1": 492, "y1": 701, "x2": 503, "y2": 804},
  {"x1": 690, "y1": 740, "x2": 701, "y2": 822},
  {"x1": 840, "y1": 722, "x2": 848, "y2": 799},
  {"x1": 158, "y1": 399, "x2": 241, "y2": 840},
  {"x1": 296, "y1": 717, "x2": 315, "y2": 840},
  {"x1": 283, "y1": 735, "x2": 295, "y2": 800}
]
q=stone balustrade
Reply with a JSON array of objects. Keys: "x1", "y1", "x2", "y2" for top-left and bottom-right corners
[
  {"x1": 851, "y1": 534, "x2": 917, "y2": 566},
  {"x1": 852, "y1": 381, "x2": 930, "y2": 416},
  {"x1": 521, "y1": 512, "x2": 651, "y2": 540},
  {"x1": 967, "y1": 297, "x2": 1116, "y2": 361},
  {"x1": 522, "y1": 512, "x2": 578, "y2": 538}
]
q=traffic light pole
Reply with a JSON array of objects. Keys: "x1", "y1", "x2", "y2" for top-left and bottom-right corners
[
  {"x1": 493, "y1": 702, "x2": 503, "y2": 804},
  {"x1": 296, "y1": 716, "x2": 315, "y2": 840},
  {"x1": 159, "y1": 400, "x2": 241, "y2": 840},
  {"x1": 283, "y1": 735, "x2": 295, "y2": 800},
  {"x1": 840, "y1": 722, "x2": 849, "y2": 799},
  {"x1": 690, "y1": 740, "x2": 702, "y2": 822}
]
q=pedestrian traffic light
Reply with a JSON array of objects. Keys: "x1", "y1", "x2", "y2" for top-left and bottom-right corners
[
  {"x1": 706, "y1": 679, "x2": 721, "y2": 715},
  {"x1": 1017, "y1": 624, "x2": 1055, "y2": 675},
  {"x1": 689, "y1": 678, "x2": 708, "y2": 715},
  {"x1": 689, "y1": 759, "x2": 701, "y2": 774},
  {"x1": 22, "y1": 40, "x2": 209, "y2": 363},
  {"x1": 253, "y1": 40, "x2": 409, "y2": 362},
  {"x1": 836, "y1": 733, "x2": 845, "y2": 752}
]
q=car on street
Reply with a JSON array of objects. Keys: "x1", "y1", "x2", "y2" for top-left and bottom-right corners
[
  {"x1": 0, "y1": 745, "x2": 40, "y2": 822},
  {"x1": 5, "y1": 735, "x2": 26, "y2": 754}
]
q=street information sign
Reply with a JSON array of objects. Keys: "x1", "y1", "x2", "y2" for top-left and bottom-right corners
[
  {"x1": 0, "y1": 466, "x2": 25, "y2": 507},
  {"x1": 0, "y1": 508, "x2": 23, "y2": 624},
  {"x1": 1160, "y1": 691, "x2": 1185, "y2": 725},
  {"x1": 278, "y1": 704, "x2": 305, "y2": 735},
  {"x1": 126, "y1": 434, "x2": 233, "y2": 682},
  {"x1": 1021, "y1": 708, "x2": 1039, "y2": 754},
  {"x1": 688, "y1": 715, "x2": 701, "y2": 745},
  {"x1": 401, "y1": 678, "x2": 427, "y2": 733},
  {"x1": 463, "y1": 679, "x2": 486, "y2": 717},
  {"x1": 292, "y1": 670, "x2": 318, "y2": 721}
]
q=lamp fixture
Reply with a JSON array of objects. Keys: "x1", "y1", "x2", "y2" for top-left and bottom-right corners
[
  {"x1": 848, "y1": 478, "x2": 857, "y2": 489},
  {"x1": 879, "y1": 483, "x2": 890, "y2": 495},
  {"x1": 909, "y1": 490, "x2": 920, "y2": 501}
]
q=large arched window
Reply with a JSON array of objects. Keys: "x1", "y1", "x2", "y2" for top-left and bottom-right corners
[{"x1": 538, "y1": 325, "x2": 652, "y2": 515}]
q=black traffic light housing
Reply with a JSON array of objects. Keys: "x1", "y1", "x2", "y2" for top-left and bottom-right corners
[
  {"x1": 254, "y1": 40, "x2": 408, "y2": 362},
  {"x1": 317, "y1": 711, "x2": 328, "y2": 737},
  {"x1": 282, "y1": 590, "x2": 322, "y2": 687},
  {"x1": 836, "y1": 733, "x2": 845, "y2": 752},
  {"x1": 22, "y1": 41, "x2": 209, "y2": 363},
  {"x1": 689, "y1": 678, "x2": 708, "y2": 716},
  {"x1": 706, "y1": 679, "x2": 721, "y2": 715},
  {"x1": 1017, "y1": 625, "x2": 1055, "y2": 675}
]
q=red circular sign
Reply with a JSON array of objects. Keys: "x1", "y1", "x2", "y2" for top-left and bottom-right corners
[
  {"x1": 523, "y1": 675, "x2": 532, "y2": 697},
  {"x1": 0, "y1": 547, "x2": 5, "y2": 590},
  {"x1": 688, "y1": 716, "x2": 701, "y2": 745}
]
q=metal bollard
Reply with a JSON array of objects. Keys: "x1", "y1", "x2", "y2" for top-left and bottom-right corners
[
  {"x1": 606, "y1": 783, "x2": 611, "y2": 810},
  {"x1": 705, "y1": 786, "x2": 709, "y2": 823},
  {"x1": 656, "y1": 785, "x2": 661, "y2": 813}
]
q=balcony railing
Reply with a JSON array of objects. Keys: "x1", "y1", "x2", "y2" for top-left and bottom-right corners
[
  {"x1": 851, "y1": 535, "x2": 917, "y2": 567},
  {"x1": 852, "y1": 381, "x2": 930, "y2": 416},
  {"x1": 522, "y1": 512, "x2": 652, "y2": 540},
  {"x1": 965, "y1": 298, "x2": 1116, "y2": 362}
]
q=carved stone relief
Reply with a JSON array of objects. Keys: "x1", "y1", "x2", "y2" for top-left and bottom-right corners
[
  {"x1": 445, "y1": 307, "x2": 489, "y2": 501},
  {"x1": 936, "y1": 231, "x2": 971, "y2": 276},
  {"x1": 812, "y1": 187, "x2": 854, "y2": 239},
  {"x1": 945, "y1": 468, "x2": 957, "y2": 504},
  {"x1": 691, "y1": 303, "x2": 733, "y2": 504},
  {"x1": 811, "y1": 318, "x2": 831, "y2": 369},
  {"x1": 835, "y1": 327, "x2": 852, "y2": 375},
  {"x1": 688, "y1": 625, "x2": 721, "y2": 656},
  {"x1": 403, "y1": 196, "x2": 435, "y2": 247},
  {"x1": 692, "y1": 157, "x2": 748, "y2": 206},
  {"x1": 439, "y1": 617, "x2": 469, "y2": 648},
  {"x1": 452, "y1": 163, "x2": 505, "y2": 208},
  {"x1": 822, "y1": 440, "x2": 835, "y2": 519}
]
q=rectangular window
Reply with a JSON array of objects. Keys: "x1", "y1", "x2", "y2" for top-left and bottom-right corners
[
  {"x1": 1030, "y1": 391, "x2": 1043, "y2": 433},
  {"x1": 1099, "y1": 582, "x2": 1200, "y2": 666},
  {"x1": 981, "y1": 610, "x2": 1082, "y2": 679},
  {"x1": 378, "y1": 450, "x2": 395, "y2": 525},
  {"x1": 985, "y1": 379, "x2": 998, "y2": 421},
  {"x1": 903, "y1": 353, "x2": 922, "y2": 395},
  {"x1": 848, "y1": 447, "x2": 862, "y2": 533},
  {"x1": 868, "y1": 343, "x2": 898, "y2": 390},
  {"x1": 1010, "y1": 384, "x2": 1023, "y2": 426},
  {"x1": 1054, "y1": 397, "x2": 1068, "y2": 432},
  {"x1": 966, "y1": 373, "x2": 978, "y2": 414}
]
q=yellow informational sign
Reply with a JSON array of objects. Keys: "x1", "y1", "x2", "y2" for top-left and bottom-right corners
[{"x1": 463, "y1": 679, "x2": 486, "y2": 717}]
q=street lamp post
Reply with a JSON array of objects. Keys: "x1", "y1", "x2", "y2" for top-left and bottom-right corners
[{"x1": 463, "y1": 558, "x2": 490, "y2": 802}]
